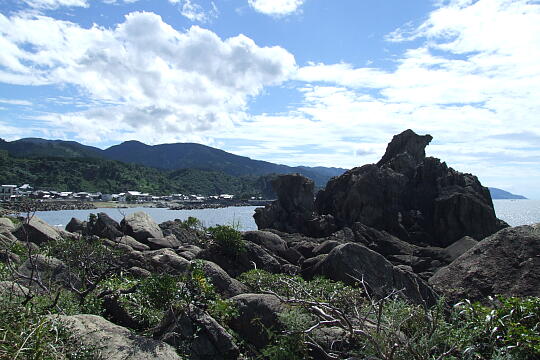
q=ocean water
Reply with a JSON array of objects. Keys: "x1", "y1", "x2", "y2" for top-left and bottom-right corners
[
  {"x1": 27, "y1": 200, "x2": 540, "y2": 232},
  {"x1": 33, "y1": 206, "x2": 259, "y2": 231},
  {"x1": 493, "y1": 199, "x2": 540, "y2": 227}
]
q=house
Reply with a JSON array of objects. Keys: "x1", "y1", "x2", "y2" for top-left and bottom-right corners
[
  {"x1": 219, "y1": 194, "x2": 234, "y2": 200},
  {"x1": 0, "y1": 185, "x2": 17, "y2": 201}
]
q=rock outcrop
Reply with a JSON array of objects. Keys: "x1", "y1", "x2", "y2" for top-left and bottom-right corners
[
  {"x1": 121, "y1": 212, "x2": 163, "y2": 243},
  {"x1": 256, "y1": 130, "x2": 506, "y2": 248},
  {"x1": 13, "y1": 216, "x2": 63, "y2": 245},
  {"x1": 429, "y1": 223, "x2": 540, "y2": 303},
  {"x1": 56, "y1": 314, "x2": 181, "y2": 360}
]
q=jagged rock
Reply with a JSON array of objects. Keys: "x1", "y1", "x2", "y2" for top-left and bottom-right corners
[
  {"x1": 198, "y1": 260, "x2": 248, "y2": 298},
  {"x1": 352, "y1": 222, "x2": 417, "y2": 257},
  {"x1": 315, "y1": 130, "x2": 506, "y2": 247},
  {"x1": 309, "y1": 243, "x2": 438, "y2": 305},
  {"x1": 154, "y1": 305, "x2": 239, "y2": 360},
  {"x1": 114, "y1": 235, "x2": 150, "y2": 251},
  {"x1": 229, "y1": 294, "x2": 285, "y2": 349},
  {"x1": 90, "y1": 213, "x2": 122, "y2": 240},
  {"x1": 65, "y1": 217, "x2": 87, "y2": 234},
  {"x1": 147, "y1": 235, "x2": 183, "y2": 250},
  {"x1": 56, "y1": 314, "x2": 181, "y2": 359},
  {"x1": 312, "y1": 240, "x2": 341, "y2": 256},
  {"x1": 197, "y1": 241, "x2": 281, "y2": 278},
  {"x1": 121, "y1": 212, "x2": 163, "y2": 243},
  {"x1": 429, "y1": 224, "x2": 540, "y2": 303},
  {"x1": 13, "y1": 216, "x2": 63, "y2": 245},
  {"x1": 254, "y1": 174, "x2": 322, "y2": 235},
  {"x1": 160, "y1": 220, "x2": 206, "y2": 245},
  {"x1": 127, "y1": 266, "x2": 151, "y2": 278}
]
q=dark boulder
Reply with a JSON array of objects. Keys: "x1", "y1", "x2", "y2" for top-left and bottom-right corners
[
  {"x1": 13, "y1": 216, "x2": 63, "y2": 245},
  {"x1": 315, "y1": 130, "x2": 506, "y2": 247},
  {"x1": 146, "y1": 235, "x2": 183, "y2": 250},
  {"x1": 65, "y1": 217, "x2": 87, "y2": 234},
  {"x1": 309, "y1": 243, "x2": 438, "y2": 305},
  {"x1": 254, "y1": 174, "x2": 336, "y2": 236},
  {"x1": 429, "y1": 223, "x2": 540, "y2": 303},
  {"x1": 154, "y1": 305, "x2": 239, "y2": 360},
  {"x1": 90, "y1": 213, "x2": 122, "y2": 240},
  {"x1": 229, "y1": 294, "x2": 285, "y2": 349}
]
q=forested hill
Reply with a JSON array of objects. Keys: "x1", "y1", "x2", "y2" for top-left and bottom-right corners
[
  {"x1": 0, "y1": 138, "x2": 346, "y2": 186},
  {"x1": 0, "y1": 151, "x2": 275, "y2": 197}
]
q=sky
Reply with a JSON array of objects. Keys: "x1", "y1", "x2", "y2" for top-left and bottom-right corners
[{"x1": 0, "y1": 0, "x2": 539, "y2": 198}]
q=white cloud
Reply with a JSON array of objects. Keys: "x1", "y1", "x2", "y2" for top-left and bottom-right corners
[
  {"x1": 248, "y1": 0, "x2": 305, "y2": 16},
  {"x1": 22, "y1": 0, "x2": 88, "y2": 9},
  {"x1": 0, "y1": 98, "x2": 32, "y2": 106},
  {"x1": 175, "y1": 0, "x2": 218, "y2": 22},
  {"x1": 0, "y1": 11, "x2": 296, "y2": 143}
]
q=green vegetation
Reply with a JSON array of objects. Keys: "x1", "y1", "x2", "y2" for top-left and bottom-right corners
[
  {"x1": 207, "y1": 225, "x2": 246, "y2": 257},
  {"x1": 241, "y1": 270, "x2": 540, "y2": 360},
  {"x1": 0, "y1": 152, "x2": 275, "y2": 196}
]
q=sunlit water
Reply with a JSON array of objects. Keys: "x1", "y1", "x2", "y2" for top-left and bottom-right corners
[
  {"x1": 493, "y1": 199, "x2": 540, "y2": 227},
  {"x1": 28, "y1": 200, "x2": 540, "y2": 231},
  {"x1": 34, "y1": 206, "x2": 259, "y2": 231}
]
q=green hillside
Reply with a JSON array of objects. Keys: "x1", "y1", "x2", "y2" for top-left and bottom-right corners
[{"x1": 0, "y1": 151, "x2": 271, "y2": 197}]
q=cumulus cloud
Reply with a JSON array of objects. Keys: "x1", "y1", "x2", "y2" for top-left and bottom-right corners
[
  {"x1": 175, "y1": 0, "x2": 218, "y2": 22},
  {"x1": 0, "y1": 11, "x2": 296, "y2": 143},
  {"x1": 248, "y1": 0, "x2": 305, "y2": 16}
]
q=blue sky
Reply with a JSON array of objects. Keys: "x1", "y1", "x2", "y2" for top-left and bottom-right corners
[{"x1": 1, "y1": 0, "x2": 540, "y2": 198}]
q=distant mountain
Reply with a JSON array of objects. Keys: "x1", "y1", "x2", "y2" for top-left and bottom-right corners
[
  {"x1": 0, "y1": 138, "x2": 103, "y2": 159},
  {"x1": 0, "y1": 138, "x2": 346, "y2": 186},
  {"x1": 488, "y1": 187, "x2": 527, "y2": 200}
]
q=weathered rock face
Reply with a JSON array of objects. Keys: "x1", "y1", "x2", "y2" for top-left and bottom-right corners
[
  {"x1": 91, "y1": 213, "x2": 123, "y2": 240},
  {"x1": 13, "y1": 216, "x2": 63, "y2": 245},
  {"x1": 254, "y1": 174, "x2": 321, "y2": 235},
  {"x1": 429, "y1": 223, "x2": 540, "y2": 303},
  {"x1": 121, "y1": 211, "x2": 163, "y2": 243},
  {"x1": 315, "y1": 129, "x2": 506, "y2": 247},
  {"x1": 154, "y1": 306, "x2": 239, "y2": 360},
  {"x1": 57, "y1": 314, "x2": 181, "y2": 360},
  {"x1": 308, "y1": 243, "x2": 438, "y2": 305}
]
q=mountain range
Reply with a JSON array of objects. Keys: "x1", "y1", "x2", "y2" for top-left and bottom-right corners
[
  {"x1": 0, "y1": 138, "x2": 346, "y2": 187},
  {"x1": 488, "y1": 187, "x2": 527, "y2": 200}
]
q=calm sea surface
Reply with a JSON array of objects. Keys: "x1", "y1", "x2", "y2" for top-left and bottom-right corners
[
  {"x1": 31, "y1": 199, "x2": 540, "y2": 231},
  {"x1": 34, "y1": 206, "x2": 260, "y2": 231}
]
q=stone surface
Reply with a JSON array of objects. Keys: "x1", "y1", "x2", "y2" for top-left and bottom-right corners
[
  {"x1": 114, "y1": 235, "x2": 150, "y2": 251},
  {"x1": 243, "y1": 230, "x2": 287, "y2": 256},
  {"x1": 145, "y1": 248, "x2": 191, "y2": 274},
  {"x1": 443, "y1": 236, "x2": 478, "y2": 262},
  {"x1": 0, "y1": 280, "x2": 29, "y2": 298},
  {"x1": 310, "y1": 243, "x2": 438, "y2": 305},
  {"x1": 13, "y1": 216, "x2": 63, "y2": 245},
  {"x1": 154, "y1": 306, "x2": 239, "y2": 360},
  {"x1": 91, "y1": 213, "x2": 123, "y2": 240},
  {"x1": 429, "y1": 223, "x2": 540, "y2": 303},
  {"x1": 229, "y1": 293, "x2": 285, "y2": 349},
  {"x1": 199, "y1": 260, "x2": 248, "y2": 298},
  {"x1": 121, "y1": 212, "x2": 163, "y2": 243},
  {"x1": 16, "y1": 255, "x2": 69, "y2": 289},
  {"x1": 147, "y1": 235, "x2": 183, "y2": 250},
  {"x1": 56, "y1": 314, "x2": 181, "y2": 359},
  {"x1": 65, "y1": 217, "x2": 87, "y2": 234},
  {"x1": 315, "y1": 130, "x2": 506, "y2": 247}
]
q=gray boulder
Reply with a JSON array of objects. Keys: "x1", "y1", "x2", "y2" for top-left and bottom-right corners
[
  {"x1": 65, "y1": 217, "x2": 87, "y2": 234},
  {"x1": 199, "y1": 260, "x2": 248, "y2": 298},
  {"x1": 121, "y1": 212, "x2": 163, "y2": 243},
  {"x1": 114, "y1": 235, "x2": 150, "y2": 251},
  {"x1": 429, "y1": 223, "x2": 540, "y2": 303},
  {"x1": 310, "y1": 243, "x2": 438, "y2": 305},
  {"x1": 443, "y1": 236, "x2": 478, "y2": 262},
  {"x1": 16, "y1": 255, "x2": 69, "y2": 289},
  {"x1": 145, "y1": 248, "x2": 191, "y2": 274},
  {"x1": 243, "y1": 230, "x2": 287, "y2": 256},
  {"x1": 13, "y1": 216, "x2": 63, "y2": 245},
  {"x1": 154, "y1": 305, "x2": 239, "y2": 360},
  {"x1": 56, "y1": 314, "x2": 181, "y2": 359},
  {"x1": 91, "y1": 213, "x2": 123, "y2": 240},
  {"x1": 229, "y1": 293, "x2": 285, "y2": 349},
  {"x1": 0, "y1": 281, "x2": 29, "y2": 298},
  {"x1": 147, "y1": 235, "x2": 183, "y2": 250}
]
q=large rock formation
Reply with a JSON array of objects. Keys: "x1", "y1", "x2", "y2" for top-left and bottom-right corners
[
  {"x1": 316, "y1": 129, "x2": 507, "y2": 246},
  {"x1": 429, "y1": 223, "x2": 540, "y2": 303},
  {"x1": 257, "y1": 130, "x2": 506, "y2": 247}
]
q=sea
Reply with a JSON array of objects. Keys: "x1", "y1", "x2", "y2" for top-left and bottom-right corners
[{"x1": 31, "y1": 199, "x2": 540, "y2": 231}]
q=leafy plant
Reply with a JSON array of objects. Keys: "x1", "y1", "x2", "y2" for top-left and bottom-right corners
[{"x1": 207, "y1": 225, "x2": 246, "y2": 257}]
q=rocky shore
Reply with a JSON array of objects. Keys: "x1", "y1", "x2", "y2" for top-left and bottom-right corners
[
  {"x1": 0, "y1": 130, "x2": 538, "y2": 359},
  {"x1": 1, "y1": 200, "x2": 97, "y2": 213}
]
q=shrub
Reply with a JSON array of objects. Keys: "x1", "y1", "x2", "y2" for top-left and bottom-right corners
[{"x1": 207, "y1": 225, "x2": 245, "y2": 257}]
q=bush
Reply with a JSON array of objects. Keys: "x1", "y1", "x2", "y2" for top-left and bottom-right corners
[{"x1": 207, "y1": 225, "x2": 245, "y2": 257}]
